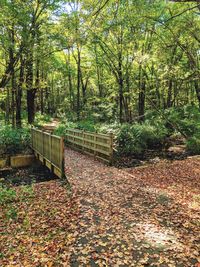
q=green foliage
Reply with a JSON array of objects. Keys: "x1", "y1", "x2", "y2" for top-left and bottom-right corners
[
  {"x1": 186, "y1": 135, "x2": 200, "y2": 155},
  {"x1": 34, "y1": 112, "x2": 52, "y2": 128},
  {"x1": 0, "y1": 182, "x2": 34, "y2": 222},
  {"x1": 0, "y1": 185, "x2": 16, "y2": 205},
  {"x1": 116, "y1": 122, "x2": 168, "y2": 156},
  {"x1": 54, "y1": 120, "x2": 97, "y2": 136},
  {"x1": 162, "y1": 105, "x2": 200, "y2": 137},
  {"x1": 53, "y1": 105, "x2": 200, "y2": 157},
  {"x1": 5, "y1": 207, "x2": 18, "y2": 221},
  {"x1": 53, "y1": 121, "x2": 77, "y2": 136},
  {"x1": 97, "y1": 122, "x2": 120, "y2": 134},
  {"x1": 76, "y1": 120, "x2": 96, "y2": 132},
  {"x1": 0, "y1": 183, "x2": 34, "y2": 205},
  {"x1": 0, "y1": 126, "x2": 30, "y2": 155},
  {"x1": 19, "y1": 185, "x2": 34, "y2": 201}
]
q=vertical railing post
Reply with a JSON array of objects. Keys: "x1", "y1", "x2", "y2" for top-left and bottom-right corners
[
  {"x1": 109, "y1": 132, "x2": 114, "y2": 165},
  {"x1": 42, "y1": 130, "x2": 44, "y2": 156},
  {"x1": 82, "y1": 130, "x2": 84, "y2": 151},
  {"x1": 73, "y1": 130, "x2": 75, "y2": 148},
  {"x1": 60, "y1": 137, "x2": 63, "y2": 169},
  {"x1": 49, "y1": 132, "x2": 52, "y2": 164},
  {"x1": 94, "y1": 131, "x2": 97, "y2": 158}
]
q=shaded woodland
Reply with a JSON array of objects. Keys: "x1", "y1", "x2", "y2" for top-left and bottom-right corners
[{"x1": 1, "y1": 0, "x2": 200, "y2": 126}]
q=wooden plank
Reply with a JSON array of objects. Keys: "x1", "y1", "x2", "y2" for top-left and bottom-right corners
[
  {"x1": 31, "y1": 128, "x2": 65, "y2": 178},
  {"x1": 65, "y1": 128, "x2": 114, "y2": 162},
  {"x1": 51, "y1": 134, "x2": 62, "y2": 140},
  {"x1": 66, "y1": 133, "x2": 84, "y2": 141},
  {"x1": 66, "y1": 134, "x2": 111, "y2": 148},
  {"x1": 96, "y1": 155, "x2": 110, "y2": 164},
  {"x1": 53, "y1": 167, "x2": 62, "y2": 178},
  {"x1": 66, "y1": 129, "x2": 82, "y2": 133}
]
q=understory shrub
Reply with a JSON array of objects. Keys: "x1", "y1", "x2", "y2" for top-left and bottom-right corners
[
  {"x1": 0, "y1": 184, "x2": 16, "y2": 205},
  {"x1": 54, "y1": 120, "x2": 97, "y2": 136},
  {"x1": 146, "y1": 105, "x2": 200, "y2": 155},
  {"x1": 76, "y1": 120, "x2": 96, "y2": 132},
  {"x1": 53, "y1": 121, "x2": 77, "y2": 136},
  {"x1": 34, "y1": 112, "x2": 52, "y2": 127},
  {"x1": 0, "y1": 183, "x2": 34, "y2": 221},
  {"x1": 116, "y1": 122, "x2": 168, "y2": 156},
  {"x1": 162, "y1": 105, "x2": 200, "y2": 137},
  {"x1": 0, "y1": 126, "x2": 30, "y2": 155},
  {"x1": 53, "y1": 105, "x2": 200, "y2": 156},
  {"x1": 186, "y1": 135, "x2": 200, "y2": 155}
]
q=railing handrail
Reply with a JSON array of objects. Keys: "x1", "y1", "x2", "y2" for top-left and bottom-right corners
[
  {"x1": 65, "y1": 128, "x2": 114, "y2": 164},
  {"x1": 31, "y1": 127, "x2": 65, "y2": 178}
]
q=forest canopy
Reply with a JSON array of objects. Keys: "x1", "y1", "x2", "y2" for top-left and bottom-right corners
[{"x1": 0, "y1": 0, "x2": 200, "y2": 127}]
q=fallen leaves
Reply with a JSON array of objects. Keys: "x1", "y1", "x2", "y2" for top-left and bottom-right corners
[{"x1": 0, "y1": 149, "x2": 199, "y2": 266}]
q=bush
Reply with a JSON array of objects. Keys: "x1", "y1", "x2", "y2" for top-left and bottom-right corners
[
  {"x1": 0, "y1": 185, "x2": 16, "y2": 205},
  {"x1": 0, "y1": 126, "x2": 30, "y2": 155},
  {"x1": 116, "y1": 122, "x2": 168, "y2": 156},
  {"x1": 0, "y1": 183, "x2": 34, "y2": 221},
  {"x1": 34, "y1": 112, "x2": 52, "y2": 127},
  {"x1": 97, "y1": 122, "x2": 120, "y2": 134},
  {"x1": 54, "y1": 120, "x2": 96, "y2": 136},
  {"x1": 76, "y1": 120, "x2": 96, "y2": 132},
  {"x1": 163, "y1": 105, "x2": 200, "y2": 137},
  {"x1": 116, "y1": 124, "x2": 144, "y2": 155},
  {"x1": 53, "y1": 121, "x2": 77, "y2": 136},
  {"x1": 186, "y1": 135, "x2": 200, "y2": 155}
]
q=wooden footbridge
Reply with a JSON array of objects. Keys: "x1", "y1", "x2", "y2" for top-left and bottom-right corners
[{"x1": 31, "y1": 128, "x2": 114, "y2": 178}]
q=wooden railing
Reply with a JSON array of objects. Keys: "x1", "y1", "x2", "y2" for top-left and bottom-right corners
[
  {"x1": 65, "y1": 129, "x2": 114, "y2": 164},
  {"x1": 31, "y1": 128, "x2": 65, "y2": 178}
]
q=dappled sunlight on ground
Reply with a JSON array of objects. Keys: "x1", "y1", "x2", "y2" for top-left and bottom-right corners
[
  {"x1": 0, "y1": 149, "x2": 199, "y2": 266},
  {"x1": 137, "y1": 222, "x2": 179, "y2": 248}
]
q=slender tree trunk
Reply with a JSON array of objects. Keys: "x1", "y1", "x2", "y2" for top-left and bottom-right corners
[
  {"x1": 167, "y1": 79, "x2": 173, "y2": 108},
  {"x1": 117, "y1": 27, "x2": 124, "y2": 123},
  {"x1": 194, "y1": 80, "x2": 200, "y2": 107},
  {"x1": 118, "y1": 51, "x2": 123, "y2": 123},
  {"x1": 26, "y1": 49, "x2": 36, "y2": 124},
  {"x1": 11, "y1": 61, "x2": 15, "y2": 128},
  {"x1": 94, "y1": 44, "x2": 103, "y2": 97},
  {"x1": 16, "y1": 56, "x2": 25, "y2": 128},
  {"x1": 5, "y1": 87, "x2": 10, "y2": 124},
  {"x1": 119, "y1": 75, "x2": 123, "y2": 123},
  {"x1": 26, "y1": 21, "x2": 36, "y2": 124},
  {"x1": 81, "y1": 74, "x2": 89, "y2": 106},
  {"x1": 40, "y1": 69, "x2": 44, "y2": 114},
  {"x1": 67, "y1": 50, "x2": 74, "y2": 110},
  {"x1": 77, "y1": 47, "x2": 81, "y2": 121},
  {"x1": 138, "y1": 64, "x2": 146, "y2": 122},
  {"x1": 9, "y1": 26, "x2": 15, "y2": 128},
  {"x1": 35, "y1": 57, "x2": 41, "y2": 113}
]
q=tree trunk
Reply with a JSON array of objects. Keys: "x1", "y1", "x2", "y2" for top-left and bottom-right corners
[
  {"x1": 67, "y1": 50, "x2": 74, "y2": 110},
  {"x1": 26, "y1": 17, "x2": 36, "y2": 124},
  {"x1": 194, "y1": 80, "x2": 200, "y2": 107},
  {"x1": 26, "y1": 41, "x2": 36, "y2": 124},
  {"x1": 138, "y1": 65, "x2": 146, "y2": 122},
  {"x1": 9, "y1": 26, "x2": 15, "y2": 128},
  {"x1": 118, "y1": 51, "x2": 123, "y2": 123},
  {"x1": 167, "y1": 79, "x2": 173, "y2": 108},
  {"x1": 77, "y1": 47, "x2": 81, "y2": 121},
  {"x1": 5, "y1": 87, "x2": 10, "y2": 124},
  {"x1": 16, "y1": 56, "x2": 25, "y2": 128}
]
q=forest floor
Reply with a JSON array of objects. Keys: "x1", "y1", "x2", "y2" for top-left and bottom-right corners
[{"x1": 0, "y1": 148, "x2": 200, "y2": 266}]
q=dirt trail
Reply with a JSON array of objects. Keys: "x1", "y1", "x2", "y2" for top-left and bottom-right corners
[
  {"x1": 42, "y1": 118, "x2": 60, "y2": 131},
  {"x1": 65, "y1": 147, "x2": 200, "y2": 267}
]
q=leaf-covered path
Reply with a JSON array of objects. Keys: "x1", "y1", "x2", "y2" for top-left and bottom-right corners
[
  {"x1": 0, "y1": 148, "x2": 200, "y2": 266},
  {"x1": 65, "y1": 148, "x2": 200, "y2": 267}
]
